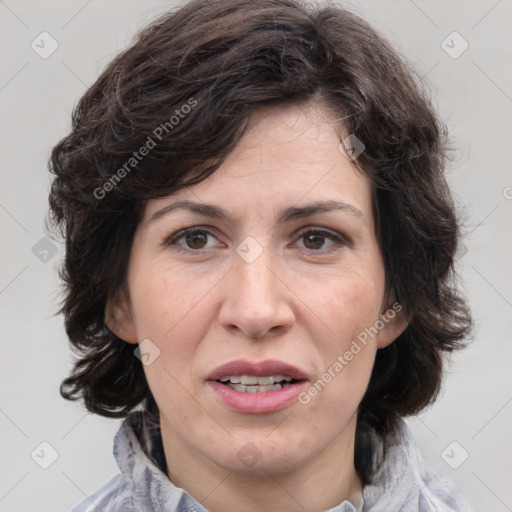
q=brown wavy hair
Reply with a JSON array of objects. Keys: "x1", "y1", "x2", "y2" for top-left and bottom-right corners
[{"x1": 48, "y1": 0, "x2": 471, "y2": 480}]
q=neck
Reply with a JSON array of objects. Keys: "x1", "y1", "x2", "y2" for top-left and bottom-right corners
[{"x1": 160, "y1": 414, "x2": 363, "y2": 512}]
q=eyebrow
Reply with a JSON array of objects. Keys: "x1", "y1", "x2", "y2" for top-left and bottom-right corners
[{"x1": 149, "y1": 199, "x2": 365, "y2": 224}]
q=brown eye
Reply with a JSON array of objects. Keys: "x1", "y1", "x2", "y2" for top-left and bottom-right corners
[
  {"x1": 297, "y1": 229, "x2": 344, "y2": 251},
  {"x1": 166, "y1": 228, "x2": 220, "y2": 251},
  {"x1": 303, "y1": 233, "x2": 326, "y2": 250},
  {"x1": 184, "y1": 231, "x2": 209, "y2": 249}
]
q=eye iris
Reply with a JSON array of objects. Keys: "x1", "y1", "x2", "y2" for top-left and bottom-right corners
[
  {"x1": 304, "y1": 233, "x2": 325, "y2": 250},
  {"x1": 185, "y1": 231, "x2": 208, "y2": 249}
]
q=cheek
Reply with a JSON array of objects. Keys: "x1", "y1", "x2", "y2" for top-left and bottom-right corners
[
  {"x1": 129, "y1": 267, "x2": 220, "y2": 373},
  {"x1": 312, "y1": 270, "x2": 385, "y2": 347},
  {"x1": 302, "y1": 270, "x2": 383, "y2": 403},
  {"x1": 126, "y1": 252, "x2": 234, "y2": 423},
  {"x1": 133, "y1": 270, "x2": 215, "y2": 424}
]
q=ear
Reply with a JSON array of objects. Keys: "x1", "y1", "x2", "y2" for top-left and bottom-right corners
[
  {"x1": 376, "y1": 301, "x2": 408, "y2": 349},
  {"x1": 105, "y1": 288, "x2": 138, "y2": 344}
]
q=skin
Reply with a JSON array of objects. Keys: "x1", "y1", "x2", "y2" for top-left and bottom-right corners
[{"x1": 107, "y1": 102, "x2": 406, "y2": 512}]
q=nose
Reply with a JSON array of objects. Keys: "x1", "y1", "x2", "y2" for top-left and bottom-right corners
[{"x1": 218, "y1": 250, "x2": 295, "y2": 339}]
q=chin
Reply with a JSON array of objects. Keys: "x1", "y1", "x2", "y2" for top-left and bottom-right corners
[{"x1": 215, "y1": 434, "x2": 314, "y2": 476}]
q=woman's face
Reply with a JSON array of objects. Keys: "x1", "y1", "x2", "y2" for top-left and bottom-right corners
[{"x1": 110, "y1": 103, "x2": 404, "y2": 477}]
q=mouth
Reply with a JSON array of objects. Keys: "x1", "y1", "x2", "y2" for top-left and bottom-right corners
[
  {"x1": 207, "y1": 359, "x2": 309, "y2": 413},
  {"x1": 218, "y1": 374, "x2": 298, "y2": 393}
]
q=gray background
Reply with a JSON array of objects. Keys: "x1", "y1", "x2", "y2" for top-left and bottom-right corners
[{"x1": 1, "y1": 0, "x2": 511, "y2": 510}]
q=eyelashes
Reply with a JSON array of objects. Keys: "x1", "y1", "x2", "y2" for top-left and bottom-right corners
[
  {"x1": 166, "y1": 227, "x2": 221, "y2": 251},
  {"x1": 165, "y1": 226, "x2": 349, "y2": 254},
  {"x1": 294, "y1": 228, "x2": 346, "y2": 251}
]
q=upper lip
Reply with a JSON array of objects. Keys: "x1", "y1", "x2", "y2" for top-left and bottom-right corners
[{"x1": 207, "y1": 359, "x2": 309, "y2": 381}]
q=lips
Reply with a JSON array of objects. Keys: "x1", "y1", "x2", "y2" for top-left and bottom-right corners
[
  {"x1": 207, "y1": 359, "x2": 309, "y2": 413},
  {"x1": 207, "y1": 359, "x2": 309, "y2": 382}
]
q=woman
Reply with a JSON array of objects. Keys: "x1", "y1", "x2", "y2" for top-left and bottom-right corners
[{"x1": 48, "y1": 0, "x2": 472, "y2": 510}]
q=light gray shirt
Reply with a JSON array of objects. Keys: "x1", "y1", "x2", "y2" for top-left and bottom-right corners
[{"x1": 72, "y1": 412, "x2": 472, "y2": 511}]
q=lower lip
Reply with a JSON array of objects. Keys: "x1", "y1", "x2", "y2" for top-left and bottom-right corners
[{"x1": 208, "y1": 380, "x2": 308, "y2": 413}]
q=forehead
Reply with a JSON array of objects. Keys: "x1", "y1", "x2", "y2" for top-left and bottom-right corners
[{"x1": 143, "y1": 103, "x2": 373, "y2": 223}]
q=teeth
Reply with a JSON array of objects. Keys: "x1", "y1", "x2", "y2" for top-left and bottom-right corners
[
  {"x1": 256, "y1": 376, "x2": 274, "y2": 385},
  {"x1": 220, "y1": 375, "x2": 240, "y2": 383},
  {"x1": 241, "y1": 375, "x2": 258, "y2": 385},
  {"x1": 227, "y1": 383, "x2": 287, "y2": 393},
  {"x1": 219, "y1": 374, "x2": 294, "y2": 385}
]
